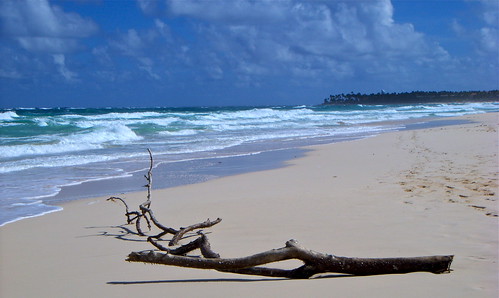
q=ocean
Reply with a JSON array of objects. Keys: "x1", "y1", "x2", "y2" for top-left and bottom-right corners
[{"x1": 1, "y1": 103, "x2": 498, "y2": 226}]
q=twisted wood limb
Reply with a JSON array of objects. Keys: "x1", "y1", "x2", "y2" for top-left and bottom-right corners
[
  {"x1": 138, "y1": 148, "x2": 154, "y2": 230},
  {"x1": 127, "y1": 239, "x2": 453, "y2": 279},
  {"x1": 169, "y1": 218, "x2": 222, "y2": 246},
  {"x1": 108, "y1": 196, "x2": 219, "y2": 243},
  {"x1": 147, "y1": 233, "x2": 220, "y2": 258},
  {"x1": 108, "y1": 150, "x2": 178, "y2": 237},
  {"x1": 143, "y1": 148, "x2": 153, "y2": 206},
  {"x1": 141, "y1": 206, "x2": 178, "y2": 235},
  {"x1": 107, "y1": 197, "x2": 137, "y2": 224}
]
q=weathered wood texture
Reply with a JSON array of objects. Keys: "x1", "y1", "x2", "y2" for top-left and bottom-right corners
[{"x1": 127, "y1": 239, "x2": 453, "y2": 278}]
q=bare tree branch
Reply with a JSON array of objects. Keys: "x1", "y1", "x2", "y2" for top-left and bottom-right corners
[
  {"x1": 169, "y1": 218, "x2": 222, "y2": 246},
  {"x1": 107, "y1": 197, "x2": 138, "y2": 224}
]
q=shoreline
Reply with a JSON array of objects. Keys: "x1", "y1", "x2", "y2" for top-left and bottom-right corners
[
  {"x1": 0, "y1": 112, "x2": 497, "y2": 297},
  {"x1": 0, "y1": 147, "x2": 310, "y2": 227},
  {"x1": 0, "y1": 114, "x2": 481, "y2": 227}
]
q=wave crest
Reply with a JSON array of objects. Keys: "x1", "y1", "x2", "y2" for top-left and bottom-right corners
[
  {"x1": 0, "y1": 124, "x2": 141, "y2": 158},
  {"x1": 0, "y1": 111, "x2": 19, "y2": 121}
]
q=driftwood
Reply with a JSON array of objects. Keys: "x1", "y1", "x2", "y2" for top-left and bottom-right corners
[
  {"x1": 109, "y1": 149, "x2": 454, "y2": 279},
  {"x1": 128, "y1": 239, "x2": 453, "y2": 278}
]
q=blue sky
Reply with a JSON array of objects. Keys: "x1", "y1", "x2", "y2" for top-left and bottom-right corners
[{"x1": 0, "y1": 0, "x2": 497, "y2": 108}]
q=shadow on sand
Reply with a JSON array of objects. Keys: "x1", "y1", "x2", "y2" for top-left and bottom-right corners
[{"x1": 107, "y1": 274, "x2": 352, "y2": 285}]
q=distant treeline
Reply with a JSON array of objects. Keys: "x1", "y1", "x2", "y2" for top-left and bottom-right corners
[{"x1": 322, "y1": 90, "x2": 499, "y2": 105}]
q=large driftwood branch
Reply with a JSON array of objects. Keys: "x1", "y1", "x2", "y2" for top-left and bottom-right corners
[
  {"x1": 127, "y1": 239, "x2": 453, "y2": 278},
  {"x1": 110, "y1": 149, "x2": 454, "y2": 279}
]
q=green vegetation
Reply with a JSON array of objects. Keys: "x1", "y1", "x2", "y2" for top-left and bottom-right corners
[{"x1": 323, "y1": 90, "x2": 499, "y2": 105}]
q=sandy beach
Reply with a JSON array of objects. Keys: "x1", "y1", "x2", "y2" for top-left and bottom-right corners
[{"x1": 1, "y1": 113, "x2": 497, "y2": 297}]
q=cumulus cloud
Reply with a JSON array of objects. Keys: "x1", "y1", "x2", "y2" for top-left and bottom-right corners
[
  {"x1": 2, "y1": 0, "x2": 494, "y2": 104},
  {"x1": 0, "y1": 0, "x2": 97, "y2": 53},
  {"x1": 162, "y1": 0, "x2": 449, "y2": 87},
  {"x1": 452, "y1": 0, "x2": 498, "y2": 57}
]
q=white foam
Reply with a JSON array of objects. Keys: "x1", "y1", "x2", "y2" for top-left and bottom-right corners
[
  {"x1": 160, "y1": 129, "x2": 199, "y2": 136},
  {"x1": 0, "y1": 123, "x2": 141, "y2": 159},
  {"x1": 0, "y1": 150, "x2": 149, "y2": 173},
  {"x1": 0, "y1": 111, "x2": 19, "y2": 120},
  {"x1": 0, "y1": 206, "x2": 63, "y2": 227},
  {"x1": 11, "y1": 200, "x2": 44, "y2": 206},
  {"x1": 80, "y1": 111, "x2": 163, "y2": 120}
]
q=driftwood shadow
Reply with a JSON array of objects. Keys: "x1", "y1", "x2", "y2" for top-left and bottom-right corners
[
  {"x1": 107, "y1": 274, "x2": 351, "y2": 285},
  {"x1": 84, "y1": 224, "x2": 208, "y2": 244},
  {"x1": 84, "y1": 225, "x2": 148, "y2": 242}
]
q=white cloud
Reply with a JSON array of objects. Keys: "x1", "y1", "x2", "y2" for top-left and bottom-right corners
[
  {"x1": 479, "y1": 27, "x2": 498, "y2": 53},
  {"x1": 52, "y1": 54, "x2": 77, "y2": 81},
  {"x1": 478, "y1": 0, "x2": 498, "y2": 56},
  {"x1": 167, "y1": 0, "x2": 288, "y2": 23},
  {"x1": 451, "y1": 0, "x2": 498, "y2": 58},
  {"x1": 92, "y1": 46, "x2": 112, "y2": 66},
  {"x1": 0, "y1": 0, "x2": 97, "y2": 53},
  {"x1": 110, "y1": 21, "x2": 172, "y2": 56},
  {"x1": 451, "y1": 19, "x2": 465, "y2": 36},
  {"x1": 480, "y1": 0, "x2": 498, "y2": 26},
  {"x1": 137, "y1": 0, "x2": 156, "y2": 15},
  {"x1": 163, "y1": 0, "x2": 449, "y2": 86},
  {"x1": 113, "y1": 29, "x2": 144, "y2": 56},
  {"x1": 137, "y1": 57, "x2": 160, "y2": 80},
  {"x1": 137, "y1": 0, "x2": 169, "y2": 17},
  {"x1": 16, "y1": 37, "x2": 80, "y2": 53},
  {"x1": 154, "y1": 19, "x2": 172, "y2": 39}
]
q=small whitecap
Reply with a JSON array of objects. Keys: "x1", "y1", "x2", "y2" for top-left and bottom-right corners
[{"x1": 0, "y1": 111, "x2": 19, "y2": 121}]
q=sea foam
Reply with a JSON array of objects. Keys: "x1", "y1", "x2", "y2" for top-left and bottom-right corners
[
  {"x1": 0, "y1": 123, "x2": 141, "y2": 158},
  {"x1": 0, "y1": 111, "x2": 18, "y2": 120}
]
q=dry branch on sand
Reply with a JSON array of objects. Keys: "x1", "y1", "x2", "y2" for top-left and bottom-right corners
[{"x1": 108, "y1": 149, "x2": 454, "y2": 279}]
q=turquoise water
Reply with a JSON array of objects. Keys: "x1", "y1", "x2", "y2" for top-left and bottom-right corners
[{"x1": 1, "y1": 103, "x2": 497, "y2": 226}]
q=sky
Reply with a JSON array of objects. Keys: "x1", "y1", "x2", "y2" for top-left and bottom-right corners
[{"x1": 0, "y1": 0, "x2": 498, "y2": 108}]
